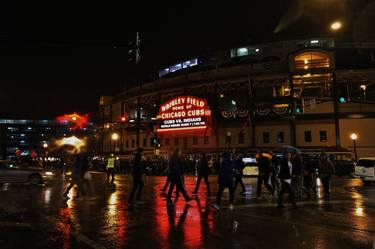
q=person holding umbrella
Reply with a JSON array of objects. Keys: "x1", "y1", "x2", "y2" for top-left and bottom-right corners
[{"x1": 278, "y1": 152, "x2": 298, "y2": 209}]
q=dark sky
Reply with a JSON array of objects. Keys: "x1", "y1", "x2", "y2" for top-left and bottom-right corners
[{"x1": 0, "y1": 1, "x2": 374, "y2": 119}]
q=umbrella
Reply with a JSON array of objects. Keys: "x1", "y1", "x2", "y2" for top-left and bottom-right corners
[{"x1": 273, "y1": 145, "x2": 301, "y2": 154}]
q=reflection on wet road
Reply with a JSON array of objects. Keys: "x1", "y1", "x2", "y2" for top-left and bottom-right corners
[{"x1": 1, "y1": 174, "x2": 375, "y2": 249}]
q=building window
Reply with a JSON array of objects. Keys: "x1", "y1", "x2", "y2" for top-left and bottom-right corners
[
  {"x1": 126, "y1": 140, "x2": 129, "y2": 148},
  {"x1": 183, "y1": 137, "x2": 188, "y2": 147},
  {"x1": 294, "y1": 51, "x2": 330, "y2": 70},
  {"x1": 193, "y1": 136, "x2": 198, "y2": 145},
  {"x1": 238, "y1": 132, "x2": 245, "y2": 144},
  {"x1": 320, "y1": 130, "x2": 327, "y2": 142},
  {"x1": 304, "y1": 131, "x2": 312, "y2": 143},
  {"x1": 277, "y1": 132, "x2": 284, "y2": 143},
  {"x1": 143, "y1": 138, "x2": 147, "y2": 147},
  {"x1": 263, "y1": 132, "x2": 270, "y2": 144},
  {"x1": 131, "y1": 139, "x2": 135, "y2": 148},
  {"x1": 150, "y1": 138, "x2": 153, "y2": 147},
  {"x1": 204, "y1": 136, "x2": 209, "y2": 145},
  {"x1": 165, "y1": 138, "x2": 170, "y2": 146},
  {"x1": 225, "y1": 134, "x2": 232, "y2": 145},
  {"x1": 174, "y1": 138, "x2": 179, "y2": 146}
]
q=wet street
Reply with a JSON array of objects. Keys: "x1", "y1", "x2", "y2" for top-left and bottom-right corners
[{"x1": 1, "y1": 173, "x2": 375, "y2": 249}]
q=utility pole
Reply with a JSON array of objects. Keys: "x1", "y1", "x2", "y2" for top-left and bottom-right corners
[{"x1": 129, "y1": 32, "x2": 141, "y2": 149}]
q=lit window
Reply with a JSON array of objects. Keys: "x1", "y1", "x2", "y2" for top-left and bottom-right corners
[
  {"x1": 183, "y1": 58, "x2": 198, "y2": 68},
  {"x1": 237, "y1": 47, "x2": 249, "y2": 57},
  {"x1": 169, "y1": 63, "x2": 182, "y2": 73},
  {"x1": 159, "y1": 68, "x2": 170, "y2": 77},
  {"x1": 294, "y1": 51, "x2": 330, "y2": 70}
]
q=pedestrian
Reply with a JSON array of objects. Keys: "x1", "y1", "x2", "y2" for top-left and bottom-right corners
[
  {"x1": 128, "y1": 149, "x2": 145, "y2": 204},
  {"x1": 278, "y1": 152, "x2": 297, "y2": 209},
  {"x1": 271, "y1": 153, "x2": 281, "y2": 192},
  {"x1": 106, "y1": 153, "x2": 116, "y2": 184},
  {"x1": 167, "y1": 148, "x2": 192, "y2": 205},
  {"x1": 256, "y1": 151, "x2": 275, "y2": 198},
  {"x1": 192, "y1": 153, "x2": 210, "y2": 194},
  {"x1": 212, "y1": 152, "x2": 235, "y2": 211},
  {"x1": 233, "y1": 153, "x2": 246, "y2": 194},
  {"x1": 63, "y1": 154, "x2": 83, "y2": 200},
  {"x1": 161, "y1": 151, "x2": 173, "y2": 192},
  {"x1": 303, "y1": 157, "x2": 316, "y2": 198},
  {"x1": 292, "y1": 153, "x2": 303, "y2": 198},
  {"x1": 318, "y1": 153, "x2": 335, "y2": 199},
  {"x1": 81, "y1": 155, "x2": 95, "y2": 199}
]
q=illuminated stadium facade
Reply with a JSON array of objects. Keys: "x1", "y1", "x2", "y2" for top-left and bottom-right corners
[{"x1": 99, "y1": 37, "x2": 375, "y2": 159}]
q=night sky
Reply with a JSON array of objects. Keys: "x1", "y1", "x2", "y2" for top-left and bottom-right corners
[{"x1": 0, "y1": 1, "x2": 374, "y2": 120}]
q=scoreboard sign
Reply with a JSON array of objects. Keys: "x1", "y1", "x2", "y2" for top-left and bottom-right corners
[{"x1": 157, "y1": 96, "x2": 211, "y2": 133}]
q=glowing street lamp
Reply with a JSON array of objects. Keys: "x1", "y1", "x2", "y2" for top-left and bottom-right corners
[
  {"x1": 111, "y1": 133, "x2": 119, "y2": 141},
  {"x1": 43, "y1": 142, "x2": 48, "y2": 148},
  {"x1": 351, "y1": 133, "x2": 358, "y2": 161},
  {"x1": 360, "y1": 85, "x2": 367, "y2": 91},
  {"x1": 330, "y1": 21, "x2": 342, "y2": 31}
]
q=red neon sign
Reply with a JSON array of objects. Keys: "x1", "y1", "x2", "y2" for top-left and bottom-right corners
[
  {"x1": 57, "y1": 113, "x2": 89, "y2": 130},
  {"x1": 157, "y1": 96, "x2": 211, "y2": 133}
]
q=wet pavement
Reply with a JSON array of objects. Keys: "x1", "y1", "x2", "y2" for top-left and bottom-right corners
[{"x1": 1, "y1": 173, "x2": 375, "y2": 249}]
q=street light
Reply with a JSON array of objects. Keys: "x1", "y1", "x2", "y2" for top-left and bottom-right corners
[
  {"x1": 351, "y1": 133, "x2": 358, "y2": 161},
  {"x1": 360, "y1": 84, "x2": 367, "y2": 91},
  {"x1": 330, "y1": 21, "x2": 342, "y2": 31},
  {"x1": 111, "y1": 133, "x2": 119, "y2": 141},
  {"x1": 43, "y1": 142, "x2": 48, "y2": 148}
]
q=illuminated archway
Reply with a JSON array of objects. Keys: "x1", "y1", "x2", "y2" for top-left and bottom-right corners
[{"x1": 294, "y1": 51, "x2": 331, "y2": 70}]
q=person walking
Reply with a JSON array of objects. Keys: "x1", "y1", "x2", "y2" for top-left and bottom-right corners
[
  {"x1": 278, "y1": 152, "x2": 297, "y2": 209},
  {"x1": 63, "y1": 154, "x2": 83, "y2": 200},
  {"x1": 167, "y1": 149, "x2": 192, "y2": 205},
  {"x1": 292, "y1": 153, "x2": 303, "y2": 198},
  {"x1": 233, "y1": 153, "x2": 246, "y2": 194},
  {"x1": 256, "y1": 151, "x2": 275, "y2": 198},
  {"x1": 271, "y1": 154, "x2": 281, "y2": 192},
  {"x1": 106, "y1": 153, "x2": 116, "y2": 184},
  {"x1": 128, "y1": 149, "x2": 145, "y2": 204},
  {"x1": 212, "y1": 152, "x2": 235, "y2": 211},
  {"x1": 318, "y1": 153, "x2": 335, "y2": 199},
  {"x1": 192, "y1": 153, "x2": 211, "y2": 194}
]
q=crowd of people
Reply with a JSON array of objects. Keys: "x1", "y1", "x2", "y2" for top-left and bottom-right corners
[{"x1": 61, "y1": 148, "x2": 336, "y2": 210}]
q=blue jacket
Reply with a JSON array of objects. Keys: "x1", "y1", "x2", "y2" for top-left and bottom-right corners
[{"x1": 218, "y1": 158, "x2": 234, "y2": 185}]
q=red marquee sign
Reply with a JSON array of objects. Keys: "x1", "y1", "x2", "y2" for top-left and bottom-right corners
[{"x1": 157, "y1": 96, "x2": 211, "y2": 133}]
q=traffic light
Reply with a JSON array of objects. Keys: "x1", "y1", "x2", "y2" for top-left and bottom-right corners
[
  {"x1": 152, "y1": 132, "x2": 159, "y2": 146},
  {"x1": 128, "y1": 32, "x2": 140, "y2": 64}
]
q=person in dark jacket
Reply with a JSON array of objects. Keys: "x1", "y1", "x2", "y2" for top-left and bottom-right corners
[
  {"x1": 318, "y1": 153, "x2": 335, "y2": 198},
  {"x1": 278, "y1": 152, "x2": 297, "y2": 209},
  {"x1": 63, "y1": 154, "x2": 83, "y2": 199},
  {"x1": 212, "y1": 152, "x2": 235, "y2": 211},
  {"x1": 167, "y1": 148, "x2": 192, "y2": 205},
  {"x1": 292, "y1": 153, "x2": 304, "y2": 198},
  {"x1": 128, "y1": 149, "x2": 145, "y2": 204},
  {"x1": 192, "y1": 153, "x2": 210, "y2": 194},
  {"x1": 256, "y1": 151, "x2": 275, "y2": 197},
  {"x1": 233, "y1": 153, "x2": 246, "y2": 194}
]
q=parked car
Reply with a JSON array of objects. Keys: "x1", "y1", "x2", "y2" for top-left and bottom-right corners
[
  {"x1": 242, "y1": 157, "x2": 259, "y2": 177},
  {"x1": 0, "y1": 160, "x2": 55, "y2": 185},
  {"x1": 333, "y1": 160, "x2": 355, "y2": 176},
  {"x1": 355, "y1": 158, "x2": 375, "y2": 185}
]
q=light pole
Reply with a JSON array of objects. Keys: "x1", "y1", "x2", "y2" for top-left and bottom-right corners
[{"x1": 350, "y1": 133, "x2": 358, "y2": 161}]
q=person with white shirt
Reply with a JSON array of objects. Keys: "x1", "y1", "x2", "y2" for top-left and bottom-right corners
[{"x1": 278, "y1": 152, "x2": 298, "y2": 209}]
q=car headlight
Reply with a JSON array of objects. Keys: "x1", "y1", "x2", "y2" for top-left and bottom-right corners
[{"x1": 45, "y1": 171, "x2": 54, "y2": 176}]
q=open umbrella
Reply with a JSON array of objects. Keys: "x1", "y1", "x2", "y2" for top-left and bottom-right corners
[{"x1": 273, "y1": 145, "x2": 301, "y2": 154}]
